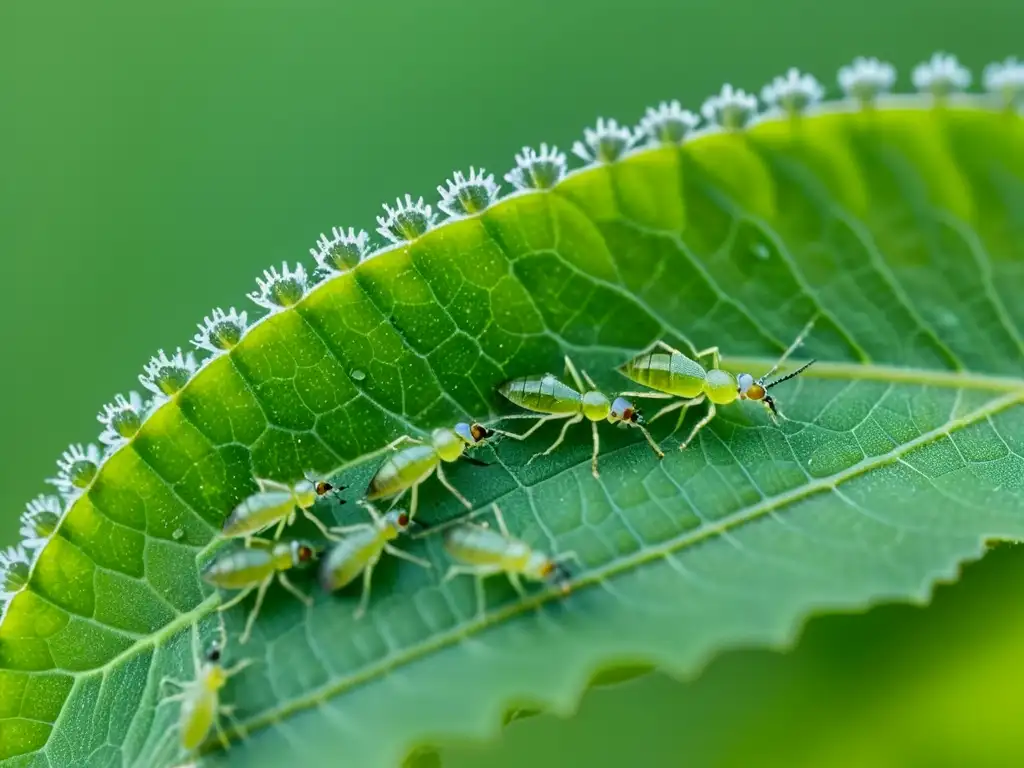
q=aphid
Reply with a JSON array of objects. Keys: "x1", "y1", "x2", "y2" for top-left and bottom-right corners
[
  {"x1": 496, "y1": 356, "x2": 664, "y2": 478},
  {"x1": 616, "y1": 318, "x2": 817, "y2": 450},
  {"x1": 365, "y1": 423, "x2": 494, "y2": 520},
  {"x1": 159, "y1": 630, "x2": 251, "y2": 754},
  {"x1": 203, "y1": 539, "x2": 320, "y2": 645},
  {"x1": 319, "y1": 502, "x2": 430, "y2": 619},
  {"x1": 221, "y1": 477, "x2": 346, "y2": 542},
  {"x1": 442, "y1": 504, "x2": 576, "y2": 616}
]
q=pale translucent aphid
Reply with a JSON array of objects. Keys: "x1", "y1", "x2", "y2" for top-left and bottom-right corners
[
  {"x1": 571, "y1": 118, "x2": 638, "y2": 164},
  {"x1": 496, "y1": 356, "x2": 664, "y2": 479},
  {"x1": 203, "y1": 539, "x2": 319, "y2": 644},
  {"x1": 0, "y1": 545, "x2": 32, "y2": 601},
  {"x1": 47, "y1": 442, "x2": 102, "y2": 496},
  {"x1": 221, "y1": 477, "x2": 346, "y2": 542},
  {"x1": 504, "y1": 143, "x2": 567, "y2": 191},
  {"x1": 318, "y1": 502, "x2": 430, "y2": 619},
  {"x1": 437, "y1": 167, "x2": 500, "y2": 217},
  {"x1": 248, "y1": 262, "x2": 309, "y2": 311},
  {"x1": 192, "y1": 307, "x2": 249, "y2": 354},
  {"x1": 616, "y1": 318, "x2": 818, "y2": 450},
  {"x1": 838, "y1": 56, "x2": 896, "y2": 106},
  {"x1": 700, "y1": 84, "x2": 758, "y2": 130},
  {"x1": 442, "y1": 504, "x2": 576, "y2": 617},
  {"x1": 97, "y1": 391, "x2": 147, "y2": 446},
  {"x1": 912, "y1": 52, "x2": 971, "y2": 99},
  {"x1": 310, "y1": 227, "x2": 370, "y2": 277},
  {"x1": 638, "y1": 100, "x2": 699, "y2": 146},
  {"x1": 159, "y1": 629, "x2": 252, "y2": 754},
  {"x1": 376, "y1": 194, "x2": 436, "y2": 244},
  {"x1": 140, "y1": 348, "x2": 198, "y2": 399},
  {"x1": 20, "y1": 495, "x2": 63, "y2": 550},
  {"x1": 761, "y1": 68, "x2": 824, "y2": 116},
  {"x1": 366, "y1": 422, "x2": 498, "y2": 520},
  {"x1": 983, "y1": 57, "x2": 1024, "y2": 110}
]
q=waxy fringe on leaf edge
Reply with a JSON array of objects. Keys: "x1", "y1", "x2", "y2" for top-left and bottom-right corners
[{"x1": 4, "y1": 50, "x2": 1019, "y2": 633}]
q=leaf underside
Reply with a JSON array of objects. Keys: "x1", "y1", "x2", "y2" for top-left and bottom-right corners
[{"x1": 2, "y1": 103, "x2": 1023, "y2": 768}]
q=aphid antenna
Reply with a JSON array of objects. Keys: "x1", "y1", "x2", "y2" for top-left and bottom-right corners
[
  {"x1": 756, "y1": 314, "x2": 819, "y2": 385},
  {"x1": 765, "y1": 359, "x2": 817, "y2": 390}
]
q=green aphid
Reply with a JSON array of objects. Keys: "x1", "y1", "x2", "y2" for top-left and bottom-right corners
[
  {"x1": 221, "y1": 476, "x2": 345, "y2": 542},
  {"x1": 365, "y1": 422, "x2": 495, "y2": 520},
  {"x1": 496, "y1": 355, "x2": 663, "y2": 478},
  {"x1": 203, "y1": 538, "x2": 320, "y2": 645},
  {"x1": 442, "y1": 504, "x2": 577, "y2": 616},
  {"x1": 617, "y1": 317, "x2": 818, "y2": 449},
  {"x1": 319, "y1": 502, "x2": 430, "y2": 619}
]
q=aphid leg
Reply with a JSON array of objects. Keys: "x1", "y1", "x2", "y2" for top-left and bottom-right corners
[
  {"x1": 276, "y1": 571, "x2": 314, "y2": 607},
  {"x1": 488, "y1": 414, "x2": 568, "y2": 441},
  {"x1": 443, "y1": 565, "x2": 490, "y2": 617},
  {"x1": 329, "y1": 522, "x2": 373, "y2": 536},
  {"x1": 506, "y1": 571, "x2": 527, "y2": 598},
  {"x1": 271, "y1": 514, "x2": 289, "y2": 540},
  {"x1": 692, "y1": 345, "x2": 721, "y2": 369},
  {"x1": 353, "y1": 563, "x2": 376, "y2": 620},
  {"x1": 528, "y1": 414, "x2": 583, "y2": 465},
  {"x1": 562, "y1": 355, "x2": 588, "y2": 392},
  {"x1": 212, "y1": 711, "x2": 232, "y2": 752},
  {"x1": 218, "y1": 704, "x2": 249, "y2": 745},
  {"x1": 434, "y1": 464, "x2": 472, "y2": 510},
  {"x1": 218, "y1": 585, "x2": 256, "y2": 613},
  {"x1": 633, "y1": 420, "x2": 665, "y2": 460},
  {"x1": 382, "y1": 434, "x2": 422, "y2": 452},
  {"x1": 382, "y1": 543, "x2": 431, "y2": 569},
  {"x1": 590, "y1": 420, "x2": 601, "y2": 478},
  {"x1": 223, "y1": 657, "x2": 254, "y2": 677},
  {"x1": 490, "y1": 503, "x2": 511, "y2": 537},
  {"x1": 255, "y1": 477, "x2": 290, "y2": 493},
  {"x1": 408, "y1": 484, "x2": 419, "y2": 520},
  {"x1": 680, "y1": 402, "x2": 717, "y2": 450},
  {"x1": 299, "y1": 505, "x2": 342, "y2": 541},
  {"x1": 616, "y1": 390, "x2": 675, "y2": 401},
  {"x1": 239, "y1": 578, "x2": 273, "y2": 645},
  {"x1": 357, "y1": 499, "x2": 384, "y2": 525},
  {"x1": 158, "y1": 676, "x2": 187, "y2": 700}
]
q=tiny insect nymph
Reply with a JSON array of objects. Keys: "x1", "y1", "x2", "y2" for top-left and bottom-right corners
[
  {"x1": 319, "y1": 502, "x2": 431, "y2": 619},
  {"x1": 365, "y1": 422, "x2": 494, "y2": 520},
  {"x1": 159, "y1": 630, "x2": 252, "y2": 754},
  {"x1": 495, "y1": 356, "x2": 664, "y2": 478},
  {"x1": 616, "y1": 317, "x2": 817, "y2": 449},
  {"x1": 221, "y1": 476, "x2": 345, "y2": 542},
  {"x1": 443, "y1": 504, "x2": 577, "y2": 616},
  {"x1": 203, "y1": 539, "x2": 320, "y2": 645}
]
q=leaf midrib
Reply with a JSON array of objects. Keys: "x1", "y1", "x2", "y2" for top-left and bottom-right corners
[{"x1": 211, "y1": 379, "x2": 1023, "y2": 750}]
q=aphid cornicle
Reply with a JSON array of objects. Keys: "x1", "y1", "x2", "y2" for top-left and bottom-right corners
[
  {"x1": 221, "y1": 476, "x2": 345, "y2": 542},
  {"x1": 159, "y1": 629, "x2": 251, "y2": 754},
  {"x1": 495, "y1": 356, "x2": 664, "y2": 478},
  {"x1": 616, "y1": 317, "x2": 818, "y2": 449},
  {"x1": 203, "y1": 539, "x2": 320, "y2": 645},
  {"x1": 319, "y1": 502, "x2": 430, "y2": 619},
  {"x1": 443, "y1": 504, "x2": 577, "y2": 617},
  {"x1": 365, "y1": 422, "x2": 494, "y2": 520}
]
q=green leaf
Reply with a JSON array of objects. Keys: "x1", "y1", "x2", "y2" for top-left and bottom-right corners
[{"x1": 3, "y1": 94, "x2": 1024, "y2": 768}]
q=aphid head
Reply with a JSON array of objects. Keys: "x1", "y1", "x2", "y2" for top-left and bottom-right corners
[
  {"x1": 431, "y1": 427, "x2": 466, "y2": 462},
  {"x1": 736, "y1": 372, "x2": 766, "y2": 401},
  {"x1": 537, "y1": 558, "x2": 573, "y2": 592},
  {"x1": 384, "y1": 509, "x2": 412, "y2": 534},
  {"x1": 315, "y1": 480, "x2": 333, "y2": 496},
  {"x1": 581, "y1": 390, "x2": 611, "y2": 422},
  {"x1": 454, "y1": 421, "x2": 494, "y2": 447},
  {"x1": 290, "y1": 539, "x2": 318, "y2": 568},
  {"x1": 608, "y1": 396, "x2": 644, "y2": 426},
  {"x1": 206, "y1": 642, "x2": 222, "y2": 664}
]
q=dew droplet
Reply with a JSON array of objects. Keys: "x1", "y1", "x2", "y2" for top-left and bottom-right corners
[
  {"x1": 351, "y1": 369, "x2": 366, "y2": 382},
  {"x1": 752, "y1": 243, "x2": 771, "y2": 260},
  {"x1": 172, "y1": 527, "x2": 184, "y2": 540}
]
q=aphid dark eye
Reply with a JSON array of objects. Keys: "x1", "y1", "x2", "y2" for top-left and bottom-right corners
[
  {"x1": 397, "y1": 513, "x2": 410, "y2": 527},
  {"x1": 470, "y1": 423, "x2": 493, "y2": 442},
  {"x1": 207, "y1": 645, "x2": 222, "y2": 663},
  {"x1": 298, "y1": 545, "x2": 314, "y2": 562}
]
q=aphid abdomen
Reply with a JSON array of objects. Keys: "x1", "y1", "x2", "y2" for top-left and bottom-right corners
[
  {"x1": 620, "y1": 351, "x2": 705, "y2": 398},
  {"x1": 366, "y1": 444, "x2": 438, "y2": 500},
  {"x1": 444, "y1": 526, "x2": 529, "y2": 572},
  {"x1": 498, "y1": 374, "x2": 581, "y2": 415},
  {"x1": 222, "y1": 490, "x2": 295, "y2": 538},
  {"x1": 202, "y1": 548, "x2": 275, "y2": 590},
  {"x1": 179, "y1": 686, "x2": 217, "y2": 751},
  {"x1": 319, "y1": 530, "x2": 382, "y2": 591}
]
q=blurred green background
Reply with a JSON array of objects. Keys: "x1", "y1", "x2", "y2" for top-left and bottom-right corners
[{"x1": 2, "y1": 1, "x2": 1021, "y2": 765}]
